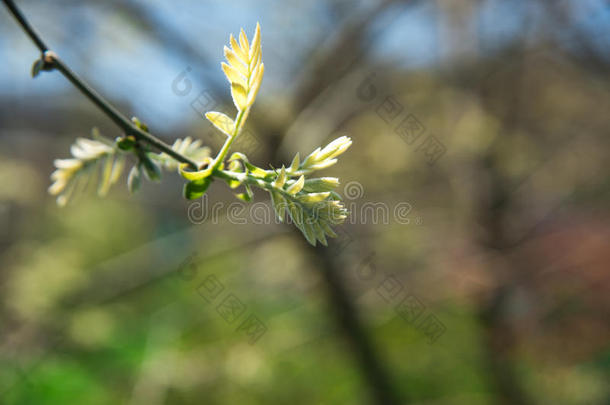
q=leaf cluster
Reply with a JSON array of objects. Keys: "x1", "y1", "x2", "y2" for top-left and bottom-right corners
[{"x1": 48, "y1": 24, "x2": 352, "y2": 246}]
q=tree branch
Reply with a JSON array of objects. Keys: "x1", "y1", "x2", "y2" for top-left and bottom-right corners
[{"x1": 2, "y1": 0, "x2": 199, "y2": 169}]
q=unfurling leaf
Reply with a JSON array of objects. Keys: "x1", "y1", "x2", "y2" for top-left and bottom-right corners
[
  {"x1": 221, "y1": 62, "x2": 246, "y2": 87},
  {"x1": 153, "y1": 137, "x2": 210, "y2": 171},
  {"x1": 235, "y1": 184, "x2": 254, "y2": 202},
  {"x1": 128, "y1": 165, "x2": 141, "y2": 193},
  {"x1": 228, "y1": 177, "x2": 242, "y2": 189},
  {"x1": 205, "y1": 112, "x2": 235, "y2": 137},
  {"x1": 184, "y1": 178, "x2": 212, "y2": 200},
  {"x1": 247, "y1": 63, "x2": 265, "y2": 105},
  {"x1": 245, "y1": 162, "x2": 268, "y2": 178},
  {"x1": 267, "y1": 185, "x2": 348, "y2": 246},
  {"x1": 230, "y1": 83, "x2": 249, "y2": 111},
  {"x1": 272, "y1": 166, "x2": 287, "y2": 188},
  {"x1": 131, "y1": 116, "x2": 149, "y2": 132},
  {"x1": 179, "y1": 157, "x2": 214, "y2": 181},
  {"x1": 98, "y1": 155, "x2": 115, "y2": 196},
  {"x1": 303, "y1": 177, "x2": 340, "y2": 192},
  {"x1": 289, "y1": 153, "x2": 300, "y2": 172},
  {"x1": 230, "y1": 34, "x2": 248, "y2": 61},
  {"x1": 140, "y1": 154, "x2": 161, "y2": 181},
  {"x1": 286, "y1": 175, "x2": 305, "y2": 195},
  {"x1": 224, "y1": 46, "x2": 248, "y2": 75},
  {"x1": 229, "y1": 152, "x2": 249, "y2": 163},
  {"x1": 31, "y1": 58, "x2": 44, "y2": 78},
  {"x1": 239, "y1": 28, "x2": 250, "y2": 55},
  {"x1": 48, "y1": 133, "x2": 127, "y2": 205},
  {"x1": 270, "y1": 191, "x2": 287, "y2": 221},
  {"x1": 222, "y1": 23, "x2": 264, "y2": 112},
  {"x1": 291, "y1": 136, "x2": 352, "y2": 176},
  {"x1": 116, "y1": 136, "x2": 136, "y2": 151}
]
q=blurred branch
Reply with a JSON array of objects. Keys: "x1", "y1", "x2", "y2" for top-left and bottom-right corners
[
  {"x1": 293, "y1": 0, "x2": 411, "y2": 113},
  {"x1": 473, "y1": 32, "x2": 538, "y2": 405},
  {"x1": 1, "y1": 0, "x2": 199, "y2": 169},
  {"x1": 543, "y1": 0, "x2": 610, "y2": 78}
]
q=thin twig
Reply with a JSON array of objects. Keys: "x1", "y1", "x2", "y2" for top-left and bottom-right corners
[{"x1": 2, "y1": 0, "x2": 199, "y2": 169}]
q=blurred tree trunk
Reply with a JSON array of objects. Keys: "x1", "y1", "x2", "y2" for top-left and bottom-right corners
[
  {"x1": 310, "y1": 245, "x2": 403, "y2": 405},
  {"x1": 476, "y1": 155, "x2": 535, "y2": 405}
]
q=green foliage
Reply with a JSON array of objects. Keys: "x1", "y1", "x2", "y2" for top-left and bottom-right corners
[
  {"x1": 49, "y1": 131, "x2": 125, "y2": 206},
  {"x1": 221, "y1": 137, "x2": 351, "y2": 246},
  {"x1": 151, "y1": 137, "x2": 211, "y2": 171},
  {"x1": 49, "y1": 132, "x2": 211, "y2": 205},
  {"x1": 183, "y1": 177, "x2": 212, "y2": 200},
  {"x1": 47, "y1": 24, "x2": 352, "y2": 246},
  {"x1": 31, "y1": 58, "x2": 44, "y2": 78},
  {"x1": 289, "y1": 136, "x2": 353, "y2": 176}
]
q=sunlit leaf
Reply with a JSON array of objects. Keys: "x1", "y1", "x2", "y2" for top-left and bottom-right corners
[
  {"x1": 206, "y1": 112, "x2": 235, "y2": 137},
  {"x1": 179, "y1": 159, "x2": 214, "y2": 181},
  {"x1": 239, "y1": 28, "x2": 250, "y2": 56},
  {"x1": 286, "y1": 175, "x2": 305, "y2": 195},
  {"x1": 224, "y1": 46, "x2": 248, "y2": 76},
  {"x1": 231, "y1": 83, "x2": 249, "y2": 111},
  {"x1": 230, "y1": 34, "x2": 248, "y2": 62},
  {"x1": 297, "y1": 192, "x2": 331, "y2": 203},
  {"x1": 221, "y1": 62, "x2": 246, "y2": 87},
  {"x1": 272, "y1": 166, "x2": 287, "y2": 188},
  {"x1": 48, "y1": 133, "x2": 128, "y2": 205},
  {"x1": 151, "y1": 137, "x2": 211, "y2": 172}
]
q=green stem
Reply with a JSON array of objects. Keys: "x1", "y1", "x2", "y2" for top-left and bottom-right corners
[
  {"x1": 216, "y1": 169, "x2": 300, "y2": 203},
  {"x1": 209, "y1": 108, "x2": 248, "y2": 172},
  {"x1": 2, "y1": 0, "x2": 199, "y2": 169}
]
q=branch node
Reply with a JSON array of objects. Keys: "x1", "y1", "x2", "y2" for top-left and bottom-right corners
[
  {"x1": 31, "y1": 50, "x2": 57, "y2": 78},
  {"x1": 43, "y1": 50, "x2": 58, "y2": 65}
]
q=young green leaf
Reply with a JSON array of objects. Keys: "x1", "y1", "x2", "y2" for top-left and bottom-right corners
[
  {"x1": 222, "y1": 23, "x2": 264, "y2": 112},
  {"x1": 116, "y1": 136, "x2": 136, "y2": 151},
  {"x1": 221, "y1": 62, "x2": 246, "y2": 87},
  {"x1": 205, "y1": 112, "x2": 235, "y2": 137},
  {"x1": 303, "y1": 177, "x2": 340, "y2": 192},
  {"x1": 140, "y1": 154, "x2": 161, "y2": 181},
  {"x1": 289, "y1": 153, "x2": 300, "y2": 172},
  {"x1": 98, "y1": 155, "x2": 114, "y2": 196},
  {"x1": 270, "y1": 191, "x2": 287, "y2": 221},
  {"x1": 128, "y1": 165, "x2": 141, "y2": 193},
  {"x1": 272, "y1": 166, "x2": 287, "y2": 188},
  {"x1": 184, "y1": 178, "x2": 212, "y2": 200},
  {"x1": 31, "y1": 58, "x2": 44, "y2": 78},
  {"x1": 49, "y1": 134, "x2": 127, "y2": 205},
  {"x1": 231, "y1": 83, "x2": 249, "y2": 111},
  {"x1": 153, "y1": 137, "x2": 210, "y2": 171},
  {"x1": 230, "y1": 34, "x2": 248, "y2": 61},
  {"x1": 224, "y1": 46, "x2": 248, "y2": 76},
  {"x1": 297, "y1": 192, "x2": 331, "y2": 203},
  {"x1": 286, "y1": 175, "x2": 305, "y2": 195},
  {"x1": 294, "y1": 136, "x2": 352, "y2": 175},
  {"x1": 236, "y1": 184, "x2": 253, "y2": 202}
]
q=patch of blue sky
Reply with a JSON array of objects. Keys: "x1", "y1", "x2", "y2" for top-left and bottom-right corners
[
  {"x1": 557, "y1": 0, "x2": 610, "y2": 58},
  {"x1": 477, "y1": 0, "x2": 531, "y2": 53},
  {"x1": 369, "y1": 2, "x2": 439, "y2": 69}
]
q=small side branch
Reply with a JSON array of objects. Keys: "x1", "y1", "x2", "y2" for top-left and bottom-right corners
[{"x1": 2, "y1": 0, "x2": 198, "y2": 169}]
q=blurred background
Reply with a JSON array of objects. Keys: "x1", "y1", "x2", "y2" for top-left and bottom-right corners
[{"x1": 1, "y1": 0, "x2": 610, "y2": 404}]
